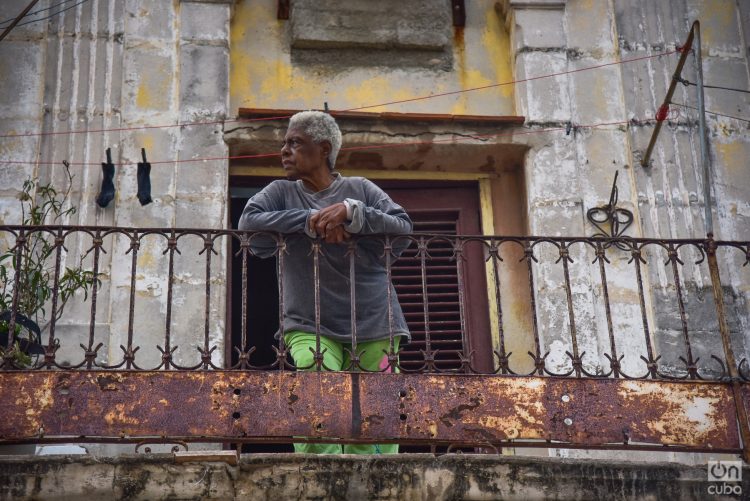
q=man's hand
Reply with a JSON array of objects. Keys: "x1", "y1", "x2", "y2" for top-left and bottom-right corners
[{"x1": 309, "y1": 202, "x2": 351, "y2": 243}]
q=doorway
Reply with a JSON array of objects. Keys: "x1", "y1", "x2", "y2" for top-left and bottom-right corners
[
  {"x1": 227, "y1": 179, "x2": 493, "y2": 452},
  {"x1": 228, "y1": 180, "x2": 492, "y2": 372}
]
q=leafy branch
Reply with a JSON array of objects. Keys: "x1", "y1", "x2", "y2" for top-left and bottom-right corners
[{"x1": 0, "y1": 163, "x2": 99, "y2": 365}]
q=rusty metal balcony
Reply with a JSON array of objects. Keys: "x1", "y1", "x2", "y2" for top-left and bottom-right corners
[{"x1": 0, "y1": 225, "x2": 749, "y2": 459}]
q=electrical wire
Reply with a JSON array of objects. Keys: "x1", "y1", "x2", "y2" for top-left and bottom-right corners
[
  {"x1": 0, "y1": 118, "x2": 642, "y2": 167},
  {"x1": 675, "y1": 77, "x2": 750, "y2": 95},
  {"x1": 0, "y1": 48, "x2": 677, "y2": 139},
  {"x1": 13, "y1": 0, "x2": 89, "y2": 29},
  {"x1": 348, "y1": 50, "x2": 678, "y2": 112},
  {"x1": 0, "y1": 115, "x2": 292, "y2": 140},
  {"x1": 702, "y1": 83, "x2": 750, "y2": 94},
  {"x1": 670, "y1": 101, "x2": 750, "y2": 124},
  {"x1": 0, "y1": 0, "x2": 76, "y2": 27}
]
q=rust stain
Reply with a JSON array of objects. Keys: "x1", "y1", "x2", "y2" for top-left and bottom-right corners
[
  {"x1": 440, "y1": 397, "x2": 483, "y2": 427},
  {"x1": 96, "y1": 374, "x2": 122, "y2": 391},
  {"x1": 287, "y1": 377, "x2": 299, "y2": 406},
  {"x1": 0, "y1": 372, "x2": 742, "y2": 452},
  {"x1": 478, "y1": 155, "x2": 497, "y2": 173},
  {"x1": 104, "y1": 404, "x2": 140, "y2": 427}
]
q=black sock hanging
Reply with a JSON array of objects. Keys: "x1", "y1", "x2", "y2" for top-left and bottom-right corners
[
  {"x1": 95, "y1": 147, "x2": 115, "y2": 208},
  {"x1": 137, "y1": 148, "x2": 153, "y2": 206}
]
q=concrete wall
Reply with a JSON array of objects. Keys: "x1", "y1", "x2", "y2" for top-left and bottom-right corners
[
  {"x1": 3, "y1": 453, "x2": 748, "y2": 501},
  {"x1": 613, "y1": 0, "x2": 750, "y2": 374},
  {"x1": 0, "y1": 0, "x2": 230, "y2": 369},
  {"x1": 229, "y1": 0, "x2": 514, "y2": 115},
  {"x1": 499, "y1": 0, "x2": 750, "y2": 381}
]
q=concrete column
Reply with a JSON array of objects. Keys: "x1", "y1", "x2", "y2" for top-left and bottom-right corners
[
  {"x1": 171, "y1": 0, "x2": 231, "y2": 366},
  {"x1": 506, "y1": 0, "x2": 603, "y2": 378},
  {"x1": 505, "y1": 0, "x2": 652, "y2": 385}
]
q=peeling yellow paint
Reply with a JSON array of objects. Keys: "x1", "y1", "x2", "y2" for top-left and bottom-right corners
[
  {"x1": 480, "y1": 3, "x2": 513, "y2": 100},
  {"x1": 137, "y1": 248, "x2": 156, "y2": 270},
  {"x1": 695, "y1": 0, "x2": 736, "y2": 47},
  {"x1": 343, "y1": 76, "x2": 413, "y2": 113},
  {"x1": 230, "y1": 0, "x2": 513, "y2": 115},
  {"x1": 135, "y1": 61, "x2": 171, "y2": 110},
  {"x1": 131, "y1": 132, "x2": 155, "y2": 154},
  {"x1": 715, "y1": 141, "x2": 746, "y2": 180},
  {"x1": 452, "y1": 69, "x2": 494, "y2": 115},
  {"x1": 230, "y1": 49, "x2": 253, "y2": 108}
]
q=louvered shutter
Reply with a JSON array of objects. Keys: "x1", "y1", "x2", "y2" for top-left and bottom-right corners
[{"x1": 392, "y1": 210, "x2": 465, "y2": 371}]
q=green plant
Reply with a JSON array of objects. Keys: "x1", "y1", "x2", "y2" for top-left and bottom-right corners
[{"x1": 0, "y1": 164, "x2": 98, "y2": 366}]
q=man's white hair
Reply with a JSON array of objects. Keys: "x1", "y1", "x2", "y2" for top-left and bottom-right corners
[{"x1": 288, "y1": 111, "x2": 342, "y2": 170}]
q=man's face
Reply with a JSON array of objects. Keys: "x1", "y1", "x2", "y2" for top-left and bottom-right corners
[{"x1": 280, "y1": 127, "x2": 329, "y2": 180}]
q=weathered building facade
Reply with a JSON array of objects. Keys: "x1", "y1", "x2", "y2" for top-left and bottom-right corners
[{"x1": 1, "y1": 0, "x2": 750, "y2": 497}]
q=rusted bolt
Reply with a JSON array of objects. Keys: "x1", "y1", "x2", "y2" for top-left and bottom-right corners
[
  {"x1": 505, "y1": 428, "x2": 519, "y2": 439},
  {"x1": 564, "y1": 418, "x2": 573, "y2": 426},
  {"x1": 561, "y1": 394, "x2": 570, "y2": 402}
]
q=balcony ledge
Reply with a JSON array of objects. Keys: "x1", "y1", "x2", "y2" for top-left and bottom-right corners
[{"x1": 1, "y1": 453, "x2": 745, "y2": 500}]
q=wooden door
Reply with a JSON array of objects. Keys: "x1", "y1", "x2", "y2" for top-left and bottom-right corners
[{"x1": 385, "y1": 185, "x2": 494, "y2": 373}]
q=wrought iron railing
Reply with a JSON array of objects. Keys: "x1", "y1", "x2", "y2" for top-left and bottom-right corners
[{"x1": 0, "y1": 225, "x2": 749, "y2": 458}]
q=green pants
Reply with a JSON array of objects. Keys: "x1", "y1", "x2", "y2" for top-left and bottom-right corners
[{"x1": 284, "y1": 330, "x2": 401, "y2": 455}]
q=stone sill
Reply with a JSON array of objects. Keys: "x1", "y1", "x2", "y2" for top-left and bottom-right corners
[{"x1": 1, "y1": 453, "x2": 747, "y2": 500}]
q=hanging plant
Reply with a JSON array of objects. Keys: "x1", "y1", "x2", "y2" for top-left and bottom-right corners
[{"x1": 0, "y1": 163, "x2": 99, "y2": 367}]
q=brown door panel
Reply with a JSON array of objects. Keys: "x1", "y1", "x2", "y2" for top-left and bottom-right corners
[{"x1": 384, "y1": 185, "x2": 494, "y2": 373}]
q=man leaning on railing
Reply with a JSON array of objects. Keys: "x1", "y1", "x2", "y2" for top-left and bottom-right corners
[{"x1": 237, "y1": 110, "x2": 413, "y2": 455}]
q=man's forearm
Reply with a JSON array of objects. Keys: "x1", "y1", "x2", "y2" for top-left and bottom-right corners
[
  {"x1": 344, "y1": 200, "x2": 413, "y2": 235},
  {"x1": 238, "y1": 208, "x2": 311, "y2": 233}
]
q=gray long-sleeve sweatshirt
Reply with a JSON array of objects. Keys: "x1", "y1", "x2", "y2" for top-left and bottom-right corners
[{"x1": 238, "y1": 174, "x2": 413, "y2": 343}]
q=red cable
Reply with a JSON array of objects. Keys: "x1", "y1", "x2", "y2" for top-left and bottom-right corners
[
  {"x1": 0, "y1": 49, "x2": 676, "y2": 139},
  {"x1": 0, "y1": 115, "x2": 292, "y2": 139},
  {"x1": 0, "y1": 119, "x2": 645, "y2": 167},
  {"x1": 348, "y1": 50, "x2": 678, "y2": 111}
]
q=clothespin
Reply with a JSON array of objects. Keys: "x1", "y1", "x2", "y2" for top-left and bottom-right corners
[
  {"x1": 565, "y1": 121, "x2": 573, "y2": 136},
  {"x1": 95, "y1": 147, "x2": 115, "y2": 208},
  {"x1": 137, "y1": 148, "x2": 153, "y2": 206},
  {"x1": 324, "y1": 102, "x2": 329, "y2": 113}
]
